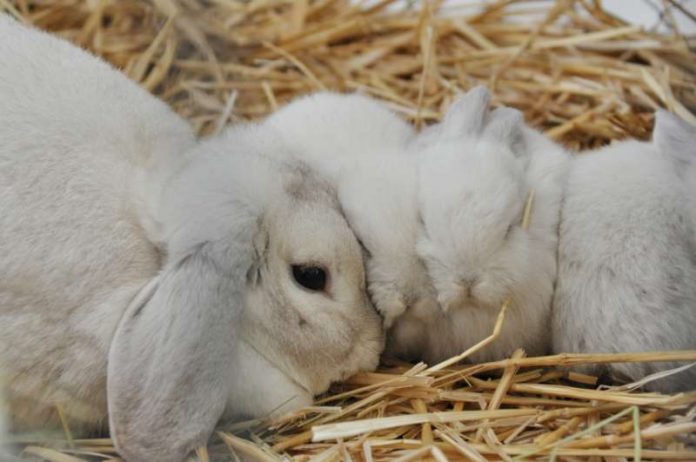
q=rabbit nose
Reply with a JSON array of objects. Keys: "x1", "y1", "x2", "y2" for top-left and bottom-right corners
[
  {"x1": 459, "y1": 277, "x2": 479, "y2": 298},
  {"x1": 439, "y1": 278, "x2": 478, "y2": 311}
]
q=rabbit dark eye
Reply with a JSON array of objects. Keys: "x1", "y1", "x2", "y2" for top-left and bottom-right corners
[{"x1": 292, "y1": 265, "x2": 327, "y2": 292}]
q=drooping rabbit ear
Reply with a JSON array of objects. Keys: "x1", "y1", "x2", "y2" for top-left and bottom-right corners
[
  {"x1": 483, "y1": 107, "x2": 526, "y2": 157},
  {"x1": 653, "y1": 109, "x2": 696, "y2": 170},
  {"x1": 107, "y1": 239, "x2": 253, "y2": 462},
  {"x1": 440, "y1": 86, "x2": 491, "y2": 138}
]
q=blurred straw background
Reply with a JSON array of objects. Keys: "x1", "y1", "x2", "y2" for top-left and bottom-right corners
[
  {"x1": 1, "y1": 0, "x2": 696, "y2": 461},
  {"x1": 2, "y1": 0, "x2": 695, "y2": 146}
]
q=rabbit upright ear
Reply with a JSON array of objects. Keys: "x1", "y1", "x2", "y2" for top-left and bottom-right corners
[
  {"x1": 440, "y1": 86, "x2": 491, "y2": 138},
  {"x1": 653, "y1": 109, "x2": 696, "y2": 170},
  {"x1": 107, "y1": 240, "x2": 252, "y2": 462},
  {"x1": 483, "y1": 107, "x2": 526, "y2": 157}
]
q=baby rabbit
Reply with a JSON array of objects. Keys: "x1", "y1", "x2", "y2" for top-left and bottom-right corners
[
  {"x1": 553, "y1": 110, "x2": 696, "y2": 392},
  {"x1": 0, "y1": 15, "x2": 382, "y2": 462},
  {"x1": 264, "y1": 93, "x2": 439, "y2": 330},
  {"x1": 412, "y1": 87, "x2": 570, "y2": 363}
]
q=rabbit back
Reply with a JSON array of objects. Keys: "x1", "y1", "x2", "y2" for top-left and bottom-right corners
[
  {"x1": 554, "y1": 138, "x2": 696, "y2": 391},
  {"x1": 0, "y1": 15, "x2": 194, "y2": 428}
]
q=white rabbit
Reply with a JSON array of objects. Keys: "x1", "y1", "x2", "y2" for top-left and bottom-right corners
[
  {"x1": 264, "y1": 93, "x2": 439, "y2": 329},
  {"x1": 553, "y1": 110, "x2": 696, "y2": 392},
  {"x1": 411, "y1": 87, "x2": 571, "y2": 363},
  {"x1": 0, "y1": 15, "x2": 383, "y2": 462}
]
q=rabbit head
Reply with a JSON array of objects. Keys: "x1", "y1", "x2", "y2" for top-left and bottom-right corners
[
  {"x1": 240, "y1": 167, "x2": 385, "y2": 398},
  {"x1": 107, "y1": 125, "x2": 384, "y2": 462},
  {"x1": 418, "y1": 87, "x2": 538, "y2": 312},
  {"x1": 264, "y1": 91, "x2": 415, "y2": 181}
]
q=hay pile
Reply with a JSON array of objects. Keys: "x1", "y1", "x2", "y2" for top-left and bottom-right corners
[
  {"x1": 4, "y1": 0, "x2": 696, "y2": 146},
  {"x1": 2, "y1": 0, "x2": 696, "y2": 460}
]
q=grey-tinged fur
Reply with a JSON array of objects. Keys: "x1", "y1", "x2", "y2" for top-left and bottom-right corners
[
  {"x1": 553, "y1": 110, "x2": 696, "y2": 392},
  {"x1": 0, "y1": 13, "x2": 194, "y2": 435}
]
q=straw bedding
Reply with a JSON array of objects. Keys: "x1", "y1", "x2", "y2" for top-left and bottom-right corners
[{"x1": 2, "y1": 0, "x2": 696, "y2": 460}]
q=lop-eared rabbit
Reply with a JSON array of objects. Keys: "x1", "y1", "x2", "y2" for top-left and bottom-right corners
[{"x1": 0, "y1": 15, "x2": 383, "y2": 462}]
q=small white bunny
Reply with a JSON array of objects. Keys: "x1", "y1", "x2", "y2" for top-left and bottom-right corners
[
  {"x1": 265, "y1": 93, "x2": 439, "y2": 329},
  {"x1": 553, "y1": 110, "x2": 696, "y2": 392},
  {"x1": 0, "y1": 15, "x2": 383, "y2": 462},
  {"x1": 410, "y1": 87, "x2": 571, "y2": 363}
]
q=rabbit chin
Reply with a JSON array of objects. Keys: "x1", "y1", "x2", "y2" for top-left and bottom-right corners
[{"x1": 224, "y1": 339, "x2": 313, "y2": 421}]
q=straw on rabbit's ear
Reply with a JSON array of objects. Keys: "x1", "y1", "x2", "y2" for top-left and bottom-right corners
[
  {"x1": 440, "y1": 86, "x2": 491, "y2": 139},
  {"x1": 653, "y1": 109, "x2": 696, "y2": 171},
  {"x1": 247, "y1": 225, "x2": 269, "y2": 287},
  {"x1": 107, "y1": 239, "x2": 251, "y2": 462},
  {"x1": 483, "y1": 107, "x2": 526, "y2": 157}
]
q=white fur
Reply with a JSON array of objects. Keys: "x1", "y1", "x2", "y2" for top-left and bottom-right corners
[
  {"x1": 0, "y1": 13, "x2": 195, "y2": 432},
  {"x1": 404, "y1": 87, "x2": 570, "y2": 363},
  {"x1": 0, "y1": 375, "x2": 11, "y2": 460},
  {"x1": 264, "y1": 92, "x2": 415, "y2": 182},
  {"x1": 0, "y1": 16, "x2": 383, "y2": 462},
  {"x1": 553, "y1": 110, "x2": 696, "y2": 392},
  {"x1": 265, "y1": 93, "x2": 438, "y2": 328}
]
